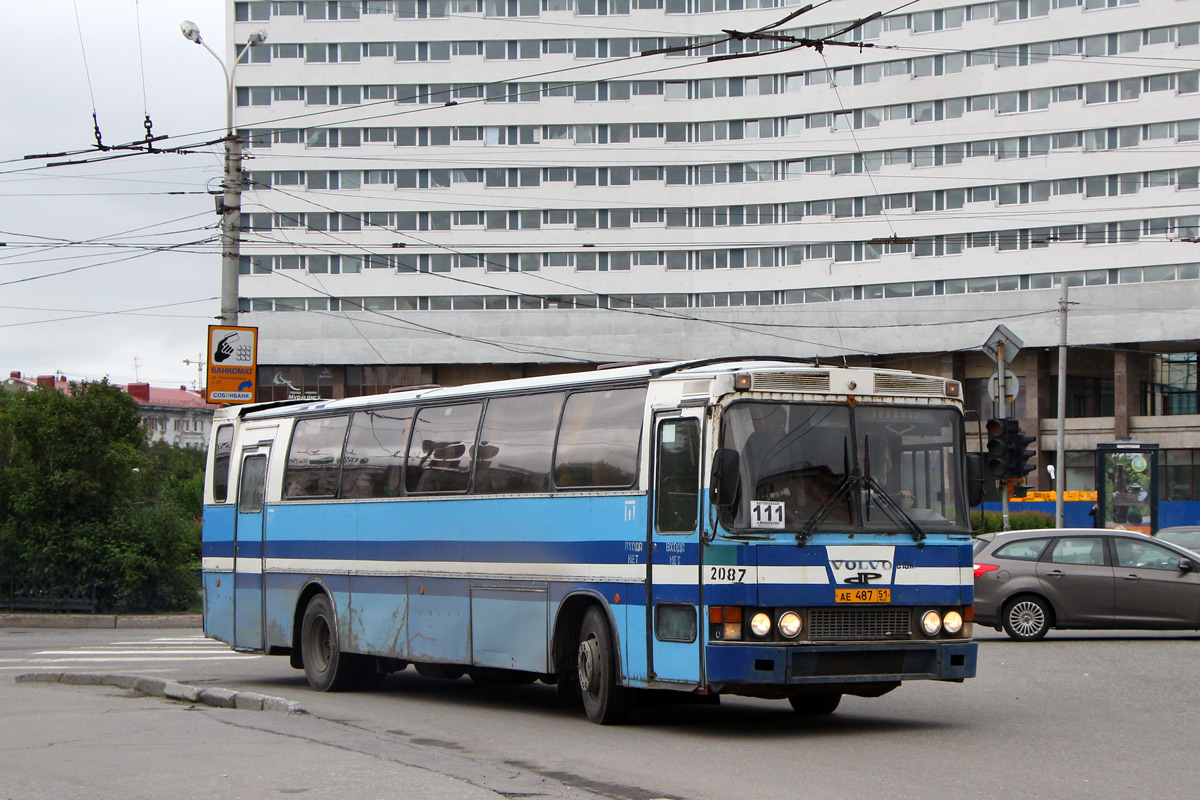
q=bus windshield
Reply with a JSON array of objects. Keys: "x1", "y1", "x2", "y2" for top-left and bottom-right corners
[{"x1": 718, "y1": 402, "x2": 970, "y2": 535}]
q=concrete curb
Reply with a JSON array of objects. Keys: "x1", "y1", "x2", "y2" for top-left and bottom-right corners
[
  {"x1": 0, "y1": 614, "x2": 202, "y2": 629},
  {"x1": 15, "y1": 672, "x2": 305, "y2": 715}
]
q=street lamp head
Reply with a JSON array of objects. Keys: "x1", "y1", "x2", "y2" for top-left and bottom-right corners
[
  {"x1": 180, "y1": 20, "x2": 202, "y2": 44},
  {"x1": 247, "y1": 30, "x2": 268, "y2": 47}
]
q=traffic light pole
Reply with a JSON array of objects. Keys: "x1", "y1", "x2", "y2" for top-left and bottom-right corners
[{"x1": 996, "y1": 341, "x2": 1011, "y2": 531}]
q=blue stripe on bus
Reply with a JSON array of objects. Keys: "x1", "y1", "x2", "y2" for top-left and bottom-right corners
[
  {"x1": 251, "y1": 495, "x2": 648, "y2": 542},
  {"x1": 203, "y1": 540, "x2": 235, "y2": 558},
  {"x1": 259, "y1": 538, "x2": 660, "y2": 565}
]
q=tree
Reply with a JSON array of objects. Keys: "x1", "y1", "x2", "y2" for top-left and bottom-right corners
[{"x1": 0, "y1": 381, "x2": 203, "y2": 612}]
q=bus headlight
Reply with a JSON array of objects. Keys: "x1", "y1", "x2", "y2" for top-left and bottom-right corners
[
  {"x1": 749, "y1": 612, "x2": 772, "y2": 638},
  {"x1": 943, "y1": 610, "x2": 964, "y2": 635},
  {"x1": 921, "y1": 610, "x2": 943, "y2": 636},
  {"x1": 778, "y1": 611, "x2": 802, "y2": 639}
]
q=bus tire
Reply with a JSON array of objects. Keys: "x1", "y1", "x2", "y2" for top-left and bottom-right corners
[
  {"x1": 788, "y1": 693, "x2": 842, "y2": 716},
  {"x1": 300, "y1": 594, "x2": 356, "y2": 692},
  {"x1": 577, "y1": 606, "x2": 633, "y2": 725}
]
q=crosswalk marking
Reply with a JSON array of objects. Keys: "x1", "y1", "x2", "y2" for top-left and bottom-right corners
[{"x1": 3, "y1": 633, "x2": 260, "y2": 670}]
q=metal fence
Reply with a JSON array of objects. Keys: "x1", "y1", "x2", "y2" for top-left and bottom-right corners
[{"x1": 0, "y1": 576, "x2": 97, "y2": 613}]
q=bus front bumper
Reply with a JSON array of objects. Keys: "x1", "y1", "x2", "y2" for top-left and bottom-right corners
[{"x1": 705, "y1": 639, "x2": 977, "y2": 691}]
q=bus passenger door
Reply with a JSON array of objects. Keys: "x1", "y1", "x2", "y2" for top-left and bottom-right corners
[
  {"x1": 233, "y1": 448, "x2": 269, "y2": 651},
  {"x1": 648, "y1": 411, "x2": 703, "y2": 687}
]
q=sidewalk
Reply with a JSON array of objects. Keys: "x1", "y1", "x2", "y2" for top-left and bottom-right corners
[
  {"x1": 0, "y1": 612, "x2": 201, "y2": 628},
  {"x1": 5, "y1": 676, "x2": 523, "y2": 800}
]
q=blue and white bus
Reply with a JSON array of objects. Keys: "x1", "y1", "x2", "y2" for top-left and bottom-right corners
[{"x1": 202, "y1": 358, "x2": 980, "y2": 723}]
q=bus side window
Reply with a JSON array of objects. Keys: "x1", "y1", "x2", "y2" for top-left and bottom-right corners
[
  {"x1": 475, "y1": 392, "x2": 564, "y2": 494},
  {"x1": 340, "y1": 407, "x2": 412, "y2": 498},
  {"x1": 406, "y1": 402, "x2": 482, "y2": 494},
  {"x1": 554, "y1": 387, "x2": 647, "y2": 489},
  {"x1": 211, "y1": 424, "x2": 235, "y2": 503},
  {"x1": 284, "y1": 416, "x2": 350, "y2": 499}
]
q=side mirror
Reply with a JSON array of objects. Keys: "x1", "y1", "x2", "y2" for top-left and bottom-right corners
[
  {"x1": 710, "y1": 448, "x2": 740, "y2": 509},
  {"x1": 1180, "y1": 559, "x2": 1194, "y2": 573},
  {"x1": 966, "y1": 454, "x2": 984, "y2": 507}
]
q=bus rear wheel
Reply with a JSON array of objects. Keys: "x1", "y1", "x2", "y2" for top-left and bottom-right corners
[
  {"x1": 300, "y1": 594, "x2": 358, "y2": 692},
  {"x1": 577, "y1": 607, "x2": 633, "y2": 725}
]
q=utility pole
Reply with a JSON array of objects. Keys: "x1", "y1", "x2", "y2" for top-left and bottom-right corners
[
  {"x1": 1055, "y1": 281, "x2": 1070, "y2": 527},
  {"x1": 180, "y1": 22, "x2": 266, "y2": 327}
]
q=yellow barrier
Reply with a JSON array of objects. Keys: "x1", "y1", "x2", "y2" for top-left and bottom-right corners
[{"x1": 1010, "y1": 490, "x2": 1098, "y2": 502}]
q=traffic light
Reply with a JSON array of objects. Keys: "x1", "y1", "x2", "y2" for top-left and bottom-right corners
[
  {"x1": 985, "y1": 418, "x2": 1009, "y2": 477},
  {"x1": 1007, "y1": 421, "x2": 1037, "y2": 480},
  {"x1": 985, "y1": 419, "x2": 1036, "y2": 479}
]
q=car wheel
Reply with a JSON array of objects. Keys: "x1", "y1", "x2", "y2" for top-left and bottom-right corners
[{"x1": 1002, "y1": 596, "x2": 1052, "y2": 641}]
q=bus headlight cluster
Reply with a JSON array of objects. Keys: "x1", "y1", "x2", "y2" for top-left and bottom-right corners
[
  {"x1": 920, "y1": 609, "x2": 967, "y2": 637},
  {"x1": 710, "y1": 607, "x2": 806, "y2": 641}
]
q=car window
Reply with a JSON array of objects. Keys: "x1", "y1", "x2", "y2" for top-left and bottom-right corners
[
  {"x1": 1114, "y1": 538, "x2": 1184, "y2": 571},
  {"x1": 1047, "y1": 537, "x2": 1106, "y2": 566},
  {"x1": 994, "y1": 538, "x2": 1050, "y2": 561},
  {"x1": 1159, "y1": 530, "x2": 1200, "y2": 552},
  {"x1": 973, "y1": 537, "x2": 993, "y2": 556}
]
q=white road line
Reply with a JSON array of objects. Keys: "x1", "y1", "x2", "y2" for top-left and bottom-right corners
[
  {"x1": 110, "y1": 642, "x2": 216, "y2": 647},
  {"x1": 33, "y1": 650, "x2": 240, "y2": 656},
  {"x1": 0, "y1": 656, "x2": 260, "y2": 664}
]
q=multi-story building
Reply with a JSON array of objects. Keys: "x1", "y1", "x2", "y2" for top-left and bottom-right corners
[
  {"x1": 228, "y1": 0, "x2": 1200, "y2": 512},
  {"x1": 124, "y1": 383, "x2": 218, "y2": 449}
]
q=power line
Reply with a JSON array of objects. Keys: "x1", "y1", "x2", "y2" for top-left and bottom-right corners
[{"x1": 0, "y1": 297, "x2": 218, "y2": 329}]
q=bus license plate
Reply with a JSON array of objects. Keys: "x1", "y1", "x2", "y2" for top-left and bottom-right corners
[{"x1": 835, "y1": 588, "x2": 891, "y2": 603}]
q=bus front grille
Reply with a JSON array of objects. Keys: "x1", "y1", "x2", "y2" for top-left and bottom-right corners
[{"x1": 808, "y1": 608, "x2": 912, "y2": 641}]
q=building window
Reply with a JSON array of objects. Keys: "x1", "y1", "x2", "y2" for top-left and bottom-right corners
[
  {"x1": 1162, "y1": 449, "x2": 1200, "y2": 501},
  {"x1": 1145, "y1": 353, "x2": 1198, "y2": 415}
]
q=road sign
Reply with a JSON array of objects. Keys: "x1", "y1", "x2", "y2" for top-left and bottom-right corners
[
  {"x1": 989, "y1": 370, "x2": 1020, "y2": 404},
  {"x1": 982, "y1": 324, "x2": 1023, "y2": 365},
  {"x1": 206, "y1": 325, "x2": 257, "y2": 404}
]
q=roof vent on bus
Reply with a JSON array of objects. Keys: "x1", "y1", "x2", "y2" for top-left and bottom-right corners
[
  {"x1": 751, "y1": 372, "x2": 831, "y2": 392},
  {"x1": 873, "y1": 374, "x2": 945, "y2": 395}
]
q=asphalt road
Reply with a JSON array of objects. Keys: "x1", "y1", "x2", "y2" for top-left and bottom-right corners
[{"x1": 3, "y1": 626, "x2": 1199, "y2": 800}]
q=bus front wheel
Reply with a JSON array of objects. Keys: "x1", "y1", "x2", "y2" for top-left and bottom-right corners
[
  {"x1": 300, "y1": 594, "x2": 358, "y2": 692},
  {"x1": 577, "y1": 607, "x2": 633, "y2": 724}
]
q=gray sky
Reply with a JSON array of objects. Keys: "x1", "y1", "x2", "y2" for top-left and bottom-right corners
[{"x1": 1, "y1": 0, "x2": 229, "y2": 389}]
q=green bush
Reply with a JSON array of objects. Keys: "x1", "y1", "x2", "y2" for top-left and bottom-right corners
[
  {"x1": 971, "y1": 509, "x2": 1056, "y2": 535},
  {"x1": 0, "y1": 382, "x2": 203, "y2": 613}
]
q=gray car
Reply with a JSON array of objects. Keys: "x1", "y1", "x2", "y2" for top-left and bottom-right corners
[
  {"x1": 1155, "y1": 525, "x2": 1200, "y2": 555},
  {"x1": 974, "y1": 528, "x2": 1200, "y2": 641}
]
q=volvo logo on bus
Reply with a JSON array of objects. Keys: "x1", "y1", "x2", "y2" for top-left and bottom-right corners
[
  {"x1": 826, "y1": 546, "x2": 897, "y2": 585},
  {"x1": 830, "y1": 559, "x2": 893, "y2": 572}
]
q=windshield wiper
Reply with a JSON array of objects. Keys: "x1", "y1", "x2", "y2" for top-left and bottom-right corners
[
  {"x1": 795, "y1": 473, "x2": 859, "y2": 547},
  {"x1": 862, "y1": 474, "x2": 926, "y2": 542}
]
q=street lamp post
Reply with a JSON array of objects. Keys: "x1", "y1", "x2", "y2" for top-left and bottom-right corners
[{"x1": 180, "y1": 21, "x2": 267, "y2": 328}]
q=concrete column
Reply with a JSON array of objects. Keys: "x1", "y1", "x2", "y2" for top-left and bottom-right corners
[{"x1": 1113, "y1": 347, "x2": 1141, "y2": 440}]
